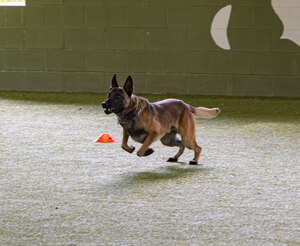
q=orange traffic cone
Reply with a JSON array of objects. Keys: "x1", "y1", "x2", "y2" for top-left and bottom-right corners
[{"x1": 95, "y1": 133, "x2": 116, "y2": 143}]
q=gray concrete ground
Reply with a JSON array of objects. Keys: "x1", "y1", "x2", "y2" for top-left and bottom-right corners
[{"x1": 0, "y1": 95, "x2": 299, "y2": 245}]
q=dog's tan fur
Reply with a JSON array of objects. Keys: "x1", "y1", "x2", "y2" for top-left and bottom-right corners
[{"x1": 102, "y1": 75, "x2": 220, "y2": 165}]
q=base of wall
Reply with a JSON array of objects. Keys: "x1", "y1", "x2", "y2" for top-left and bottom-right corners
[{"x1": 0, "y1": 71, "x2": 299, "y2": 98}]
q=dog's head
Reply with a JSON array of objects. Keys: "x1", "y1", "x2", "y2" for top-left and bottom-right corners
[{"x1": 102, "y1": 74, "x2": 134, "y2": 115}]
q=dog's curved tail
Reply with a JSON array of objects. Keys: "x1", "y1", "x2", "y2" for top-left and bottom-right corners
[{"x1": 192, "y1": 106, "x2": 221, "y2": 119}]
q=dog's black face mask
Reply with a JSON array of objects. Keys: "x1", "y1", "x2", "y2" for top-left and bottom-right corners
[
  {"x1": 102, "y1": 75, "x2": 133, "y2": 115},
  {"x1": 102, "y1": 88, "x2": 125, "y2": 114}
]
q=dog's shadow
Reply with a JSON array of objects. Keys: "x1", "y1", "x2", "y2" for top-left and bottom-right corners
[
  {"x1": 130, "y1": 165, "x2": 200, "y2": 182},
  {"x1": 109, "y1": 164, "x2": 210, "y2": 191}
]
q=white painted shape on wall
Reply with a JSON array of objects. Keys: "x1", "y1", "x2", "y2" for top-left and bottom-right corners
[
  {"x1": 272, "y1": 0, "x2": 300, "y2": 46},
  {"x1": 0, "y1": 2, "x2": 25, "y2": 6},
  {"x1": 210, "y1": 5, "x2": 232, "y2": 50}
]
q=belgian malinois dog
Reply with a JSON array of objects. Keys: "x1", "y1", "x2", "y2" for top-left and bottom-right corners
[{"x1": 102, "y1": 75, "x2": 220, "y2": 165}]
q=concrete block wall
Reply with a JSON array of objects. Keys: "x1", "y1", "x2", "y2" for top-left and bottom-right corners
[{"x1": 0, "y1": 0, "x2": 299, "y2": 97}]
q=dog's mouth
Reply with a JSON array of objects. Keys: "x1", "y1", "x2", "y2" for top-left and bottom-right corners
[
  {"x1": 102, "y1": 101, "x2": 114, "y2": 114},
  {"x1": 104, "y1": 107, "x2": 125, "y2": 114},
  {"x1": 104, "y1": 108, "x2": 114, "y2": 114},
  {"x1": 102, "y1": 101, "x2": 125, "y2": 114}
]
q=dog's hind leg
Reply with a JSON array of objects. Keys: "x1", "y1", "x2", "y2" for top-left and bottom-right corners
[
  {"x1": 181, "y1": 135, "x2": 202, "y2": 165},
  {"x1": 179, "y1": 112, "x2": 202, "y2": 165},
  {"x1": 189, "y1": 143, "x2": 202, "y2": 165},
  {"x1": 169, "y1": 143, "x2": 185, "y2": 162},
  {"x1": 161, "y1": 131, "x2": 185, "y2": 162}
]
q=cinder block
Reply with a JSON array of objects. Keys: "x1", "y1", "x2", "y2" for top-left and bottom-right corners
[
  {"x1": 64, "y1": 0, "x2": 104, "y2": 6},
  {"x1": 188, "y1": 28, "x2": 213, "y2": 51},
  {"x1": 167, "y1": 51, "x2": 187, "y2": 73},
  {"x1": 187, "y1": 51, "x2": 210, "y2": 73},
  {"x1": 0, "y1": 50, "x2": 4, "y2": 69},
  {"x1": 251, "y1": 7, "x2": 282, "y2": 29},
  {"x1": 24, "y1": 7, "x2": 44, "y2": 27},
  {"x1": 146, "y1": 0, "x2": 186, "y2": 7},
  {"x1": 167, "y1": 29, "x2": 188, "y2": 50},
  {"x1": 0, "y1": 71, "x2": 26, "y2": 91},
  {"x1": 228, "y1": 53, "x2": 252, "y2": 74},
  {"x1": 144, "y1": 29, "x2": 168, "y2": 50},
  {"x1": 209, "y1": 52, "x2": 252, "y2": 74},
  {"x1": 229, "y1": 7, "x2": 251, "y2": 29},
  {"x1": 127, "y1": 51, "x2": 166, "y2": 73},
  {"x1": 85, "y1": 7, "x2": 105, "y2": 27},
  {"x1": 4, "y1": 8, "x2": 23, "y2": 27},
  {"x1": 0, "y1": 29, "x2": 24, "y2": 48},
  {"x1": 272, "y1": 30, "x2": 300, "y2": 52},
  {"x1": 297, "y1": 55, "x2": 300, "y2": 75},
  {"x1": 188, "y1": 0, "x2": 228, "y2": 6},
  {"x1": 27, "y1": 0, "x2": 64, "y2": 6},
  {"x1": 85, "y1": 50, "x2": 126, "y2": 72},
  {"x1": 105, "y1": 0, "x2": 143, "y2": 6},
  {"x1": 145, "y1": 74, "x2": 188, "y2": 94},
  {"x1": 46, "y1": 50, "x2": 85, "y2": 71},
  {"x1": 145, "y1": 29, "x2": 187, "y2": 50},
  {"x1": 231, "y1": 0, "x2": 269, "y2": 6},
  {"x1": 105, "y1": 28, "x2": 144, "y2": 50},
  {"x1": 167, "y1": 8, "x2": 188, "y2": 28},
  {"x1": 5, "y1": 50, "x2": 45, "y2": 71},
  {"x1": 65, "y1": 29, "x2": 105, "y2": 49},
  {"x1": 168, "y1": 7, "x2": 210, "y2": 28},
  {"x1": 26, "y1": 72, "x2": 64, "y2": 92},
  {"x1": 86, "y1": 7, "x2": 125, "y2": 28},
  {"x1": 44, "y1": 6, "x2": 84, "y2": 27},
  {"x1": 253, "y1": 53, "x2": 296, "y2": 76},
  {"x1": 273, "y1": 76, "x2": 300, "y2": 97},
  {"x1": 187, "y1": 7, "x2": 211, "y2": 28},
  {"x1": 209, "y1": 52, "x2": 230, "y2": 74},
  {"x1": 64, "y1": 72, "x2": 105, "y2": 92},
  {"x1": 126, "y1": 7, "x2": 167, "y2": 27},
  {"x1": 229, "y1": 75, "x2": 275, "y2": 96},
  {"x1": 229, "y1": 29, "x2": 272, "y2": 52},
  {"x1": 187, "y1": 74, "x2": 229, "y2": 95},
  {"x1": 0, "y1": 9, "x2": 3, "y2": 26},
  {"x1": 167, "y1": 51, "x2": 210, "y2": 74},
  {"x1": 25, "y1": 28, "x2": 64, "y2": 48}
]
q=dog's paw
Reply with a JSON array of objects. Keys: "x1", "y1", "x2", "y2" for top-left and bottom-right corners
[
  {"x1": 189, "y1": 160, "x2": 198, "y2": 165},
  {"x1": 137, "y1": 148, "x2": 154, "y2": 157},
  {"x1": 122, "y1": 145, "x2": 135, "y2": 153},
  {"x1": 128, "y1": 146, "x2": 135, "y2": 153},
  {"x1": 167, "y1": 157, "x2": 178, "y2": 162},
  {"x1": 144, "y1": 148, "x2": 154, "y2": 156}
]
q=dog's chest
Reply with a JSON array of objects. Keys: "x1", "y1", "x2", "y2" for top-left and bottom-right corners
[{"x1": 118, "y1": 110, "x2": 148, "y2": 143}]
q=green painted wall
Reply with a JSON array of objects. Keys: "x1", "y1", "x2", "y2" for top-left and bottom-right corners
[{"x1": 0, "y1": 0, "x2": 299, "y2": 97}]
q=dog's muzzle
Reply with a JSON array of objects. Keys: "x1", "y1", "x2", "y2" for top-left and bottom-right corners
[
  {"x1": 102, "y1": 101, "x2": 113, "y2": 114},
  {"x1": 102, "y1": 100, "x2": 124, "y2": 114}
]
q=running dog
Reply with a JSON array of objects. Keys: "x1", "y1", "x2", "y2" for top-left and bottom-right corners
[{"x1": 102, "y1": 75, "x2": 220, "y2": 165}]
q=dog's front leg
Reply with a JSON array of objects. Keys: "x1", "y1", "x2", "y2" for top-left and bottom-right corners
[
  {"x1": 137, "y1": 132, "x2": 158, "y2": 157},
  {"x1": 121, "y1": 128, "x2": 135, "y2": 153}
]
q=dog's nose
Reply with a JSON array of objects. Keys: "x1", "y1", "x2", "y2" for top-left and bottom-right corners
[{"x1": 102, "y1": 102, "x2": 108, "y2": 108}]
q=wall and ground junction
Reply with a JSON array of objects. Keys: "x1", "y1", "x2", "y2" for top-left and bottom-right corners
[{"x1": 0, "y1": 0, "x2": 299, "y2": 97}]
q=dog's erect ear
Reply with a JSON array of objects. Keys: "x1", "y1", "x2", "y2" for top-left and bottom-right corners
[
  {"x1": 111, "y1": 74, "x2": 119, "y2": 88},
  {"x1": 123, "y1": 76, "x2": 134, "y2": 97}
]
